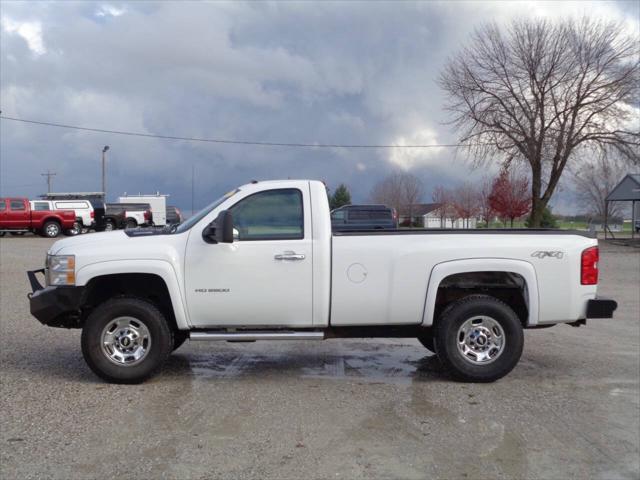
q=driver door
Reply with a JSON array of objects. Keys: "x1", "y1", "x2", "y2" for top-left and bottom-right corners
[{"x1": 184, "y1": 187, "x2": 313, "y2": 327}]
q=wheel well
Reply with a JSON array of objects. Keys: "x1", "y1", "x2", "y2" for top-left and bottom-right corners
[
  {"x1": 434, "y1": 271, "x2": 529, "y2": 325},
  {"x1": 82, "y1": 274, "x2": 177, "y2": 330},
  {"x1": 42, "y1": 218, "x2": 61, "y2": 225}
]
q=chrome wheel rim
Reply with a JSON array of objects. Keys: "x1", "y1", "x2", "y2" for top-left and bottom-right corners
[
  {"x1": 46, "y1": 224, "x2": 59, "y2": 236},
  {"x1": 101, "y1": 316, "x2": 151, "y2": 366},
  {"x1": 456, "y1": 316, "x2": 505, "y2": 365}
]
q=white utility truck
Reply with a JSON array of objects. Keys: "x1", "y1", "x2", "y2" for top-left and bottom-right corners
[
  {"x1": 118, "y1": 193, "x2": 169, "y2": 226},
  {"x1": 28, "y1": 180, "x2": 616, "y2": 384}
]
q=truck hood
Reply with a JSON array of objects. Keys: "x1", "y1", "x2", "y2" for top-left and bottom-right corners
[{"x1": 49, "y1": 231, "x2": 130, "y2": 255}]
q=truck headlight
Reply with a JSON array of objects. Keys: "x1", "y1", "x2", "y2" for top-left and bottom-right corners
[{"x1": 47, "y1": 255, "x2": 76, "y2": 286}]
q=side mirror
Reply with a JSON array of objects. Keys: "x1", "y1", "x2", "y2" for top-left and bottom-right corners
[{"x1": 202, "y1": 210, "x2": 234, "y2": 244}]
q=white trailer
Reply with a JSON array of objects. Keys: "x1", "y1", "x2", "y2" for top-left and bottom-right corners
[{"x1": 118, "y1": 193, "x2": 169, "y2": 226}]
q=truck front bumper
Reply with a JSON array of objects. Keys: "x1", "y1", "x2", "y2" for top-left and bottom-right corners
[
  {"x1": 586, "y1": 297, "x2": 617, "y2": 319},
  {"x1": 27, "y1": 270, "x2": 85, "y2": 328}
]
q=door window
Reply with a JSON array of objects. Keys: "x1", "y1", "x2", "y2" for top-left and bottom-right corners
[
  {"x1": 230, "y1": 189, "x2": 304, "y2": 241},
  {"x1": 0, "y1": 200, "x2": 5, "y2": 211},
  {"x1": 10, "y1": 200, "x2": 25, "y2": 211}
]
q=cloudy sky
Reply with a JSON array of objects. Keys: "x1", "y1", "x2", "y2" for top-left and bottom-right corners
[{"x1": 1, "y1": 1, "x2": 638, "y2": 214}]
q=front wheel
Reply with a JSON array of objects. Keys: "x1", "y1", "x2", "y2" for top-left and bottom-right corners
[
  {"x1": 434, "y1": 295, "x2": 523, "y2": 383},
  {"x1": 81, "y1": 297, "x2": 174, "y2": 384}
]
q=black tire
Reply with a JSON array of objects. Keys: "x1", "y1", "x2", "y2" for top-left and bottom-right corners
[
  {"x1": 417, "y1": 330, "x2": 435, "y2": 352},
  {"x1": 173, "y1": 331, "x2": 189, "y2": 352},
  {"x1": 125, "y1": 219, "x2": 137, "y2": 229},
  {"x1": 434, "y1": 294, "x2": 524, "y2": 383},
  {"x1": 103, "y1": 219, "x2": 116, "y2": 231},
  {"x1": 42, "y1": 221, "x2": 61, "y2": 238},
  {"x1": 65, "y1": 222, "x2": 81, "y2": 236},
  {"x1": 81, "y1": 297, "x2": 174, "y2": 384}
]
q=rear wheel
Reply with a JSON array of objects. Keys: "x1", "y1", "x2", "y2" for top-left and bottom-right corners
[
  {"x1": 103, "y1": 219, "x2": 116, "y2": 231},
  {"x1": 434, "y1": 295, "x2": 523, "y2": 382},
  {"x1": 42, "y1": 221, "x2": 61, "y2": 238},
  {"x1": 65, "y1": 222, "x2": 81, "y2": 236},
  {"x1": 125, "y1": 219, "x2": 137, "y2": 229},
  {"x1": 81, "y1": 297, "x2": 173, "y2": 383}
]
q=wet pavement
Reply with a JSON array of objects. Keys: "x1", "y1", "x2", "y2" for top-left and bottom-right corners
[{"x1": 1, "y1": 236, "x2": 639, "y2": 479}]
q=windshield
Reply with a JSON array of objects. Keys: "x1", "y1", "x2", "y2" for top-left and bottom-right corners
[{"x1": 174, "y1": 189, "x2": 239, "y2": 234}]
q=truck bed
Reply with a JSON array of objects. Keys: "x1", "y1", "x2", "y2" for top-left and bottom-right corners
[{"x1": 333, "y1": 228, "x2": 596, "y2": 238}]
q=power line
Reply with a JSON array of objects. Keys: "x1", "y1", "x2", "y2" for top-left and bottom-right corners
[{"x1": 0, "y1": 115, "x2": 464, "y2": 149}]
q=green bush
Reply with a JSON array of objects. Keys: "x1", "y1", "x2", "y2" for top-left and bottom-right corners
[{"x1": 526, "y1": 207, "x2": 558, "y2": 228}]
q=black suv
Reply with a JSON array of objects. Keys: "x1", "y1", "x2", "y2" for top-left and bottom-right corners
[{"x1": 331, "y1": 204, "x2": 398, "y2": 231}]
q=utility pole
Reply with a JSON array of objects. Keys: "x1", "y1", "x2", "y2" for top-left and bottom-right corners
[
  {"x1": 101, "y1": 145, "x2": 110, "y2": 200},
  {"x1": 41, "y1": 170, "x2": 56, "y2": 193},
  {"x1": 191, "y1": 164, "x2": 195, "y2": 216}
]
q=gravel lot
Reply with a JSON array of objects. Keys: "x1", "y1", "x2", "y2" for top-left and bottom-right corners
[{"x1": 1, "y1": 235, "x2": 638, "y2": 480}]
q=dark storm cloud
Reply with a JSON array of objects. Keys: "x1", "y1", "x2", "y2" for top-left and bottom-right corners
[{"x1": 1, "y1": 1, "x2": 636, "y2": 212}]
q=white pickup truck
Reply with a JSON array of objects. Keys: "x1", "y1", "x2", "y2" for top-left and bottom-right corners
[{"x1": 27, "y1": 180, "x2": 617, "y2": 384}]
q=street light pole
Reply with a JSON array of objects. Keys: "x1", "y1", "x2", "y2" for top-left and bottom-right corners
[{"x1": 101, "y1": 145, "x2": 110, "y2": 200}]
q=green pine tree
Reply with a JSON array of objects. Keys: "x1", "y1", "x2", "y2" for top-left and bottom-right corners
[{"x1": 330, "y1": 184, "x2": 352, "y2": 210}]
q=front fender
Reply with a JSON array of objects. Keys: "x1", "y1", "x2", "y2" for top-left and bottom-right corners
[
  {"x1": 75, "y1": 260, "x2": 190, "y2": 329},
  {"x1": 421, "y1": 258, "x2": 539, "y2": 327}
]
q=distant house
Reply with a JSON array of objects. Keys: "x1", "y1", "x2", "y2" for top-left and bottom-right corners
[{"x1": 399, "y1": 203, "x2": 477, "y2": 229}]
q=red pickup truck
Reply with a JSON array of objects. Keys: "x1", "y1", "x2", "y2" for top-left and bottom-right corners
[{"x1": 0, "y1": 198, "x2": 77, "y2": 238}]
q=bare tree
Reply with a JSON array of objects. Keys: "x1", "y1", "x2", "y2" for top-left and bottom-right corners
[
  {"x1": 572, "y1": 151, "x2": 627, "y2": 221},
  {"x1": 431, "y1": 185, "x2": 456, "y2": 228},
  {"x1": 452, "y1": 183, "x2": 481, "y2": 228},
  {"x1": 440, "y1": 17, "x2": 639, "y2": 227},
  {"x1": 370, "y1": 173, "x2": 424, "y2": 225},
  {"x1": 478, "y1": 177, "x2": 495, "y2": 227},
  {"x1": 431, "y1": 185, "x2": 448, "y2": 227}
]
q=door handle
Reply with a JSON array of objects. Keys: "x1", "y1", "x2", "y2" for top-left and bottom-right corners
[{"x1": 274, "y1": 251, "x2": 305, "y2": 261}]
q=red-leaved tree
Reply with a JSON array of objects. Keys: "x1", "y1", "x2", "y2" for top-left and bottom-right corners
[{"x1": 489, "y1": 170, "x2": 531, "y2": 227}]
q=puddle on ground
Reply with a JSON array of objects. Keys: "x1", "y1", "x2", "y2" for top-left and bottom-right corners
[{"x1": 173, "y1": 343, "x2": 443, "y2": 385}]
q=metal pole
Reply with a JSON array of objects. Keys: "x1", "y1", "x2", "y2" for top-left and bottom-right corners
[
  {"x1": 41, "y1": 170, "x2": 56, "y2": 193},
  {"x1": 633, "y1": 200, "x2": 636, "y2": 240},
  {"x1": 101, "y1": 146, "x2": 109, "y2": 201},
  {"x1": 101, "y1": 151, "x2": 106, "y2": 200},
  {"x1": 191, "y1": 164, "x2": 195, "y2": 216},
  {"x1": 604, "y1": 201, "x2": 608, "y2": 240}
]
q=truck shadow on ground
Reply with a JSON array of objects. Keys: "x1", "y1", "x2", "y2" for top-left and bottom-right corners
[
  {"x1": 8, "y1": 338, "x2": 571, "y2": 384},
  {"x1": 163, "y1": 346, "x2": 451, "y2": 385}
]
